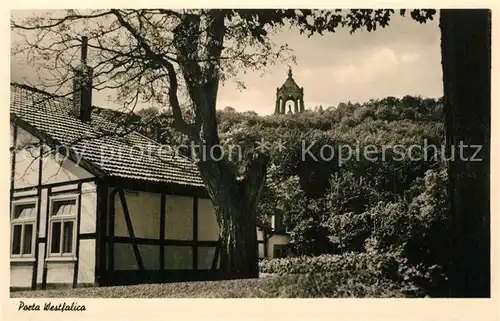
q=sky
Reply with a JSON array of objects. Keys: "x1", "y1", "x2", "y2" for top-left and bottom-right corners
[
  {"x1": 218, "y1": 14, "x2": 442, "y2": 115},
  {"x1": 10, "y1": 10, "x2": 443, "y2": 116}
]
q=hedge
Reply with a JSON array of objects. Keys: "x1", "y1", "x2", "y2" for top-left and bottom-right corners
[
  {"x1": 258, "y1": 245, "x2": 432, "y2": 297},
  {"x1": 259, "y1": 252, "x2": 398, "y2": 277}
]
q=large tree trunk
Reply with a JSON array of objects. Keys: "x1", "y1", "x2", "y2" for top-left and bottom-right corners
[
  {"x1": 197, "y1": 152, "x2": 269, "y2": 279},
  {"x1": 171, "y1": 11, "x2": 270, "y2": 278},
  {"x1": 440, "y1": 9, "x2": 491, "y2": 297},
  {"x1": 217, "y1": 195, "x2": 260, "y2": 279}
]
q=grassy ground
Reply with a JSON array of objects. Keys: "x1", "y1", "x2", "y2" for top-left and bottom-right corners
[
  {"x1": 11, "y1": 273, "x2": 411, "y2": 298},
  {"x1": 12, "y1": 275, "x2": 288, "y2": 298}
]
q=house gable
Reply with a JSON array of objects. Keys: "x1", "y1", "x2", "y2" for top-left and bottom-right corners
[
  {"x1": 11, "y1": 123, "x2": 96, "y2": 190},
  {"x1": 10, "y1": 83, "x2": 204, "y2": 188}
]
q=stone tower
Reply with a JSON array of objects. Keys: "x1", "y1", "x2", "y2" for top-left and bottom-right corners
[{"x1": 275, "y1": 66, "x2": 305, "y2": 114}]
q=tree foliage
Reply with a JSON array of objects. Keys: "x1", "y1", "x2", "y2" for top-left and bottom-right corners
[{"x1": 11, "y1": 8, "x2": 439, "y2": 279}]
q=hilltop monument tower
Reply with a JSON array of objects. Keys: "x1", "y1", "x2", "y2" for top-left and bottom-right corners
[{"x1": 275, "y1": 66, "x2": 305, "y2": 114}]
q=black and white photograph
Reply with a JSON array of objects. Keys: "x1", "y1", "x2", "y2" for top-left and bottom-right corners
[{"x1": 4, "y1": 5, "x2": 494, "y2": 312}]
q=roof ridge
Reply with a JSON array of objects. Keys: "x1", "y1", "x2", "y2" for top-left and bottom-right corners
[
  {"x1": 11, "y1": 82, "x2": 122, "y2": 115},
  {"x1": 10, "y1": 83, "x2": 185, "y2": 147},
  {"x1": 10, "y1": 83, "x2": 204, "y2": 187},
  {"x1": 11, "y1": 82, "x2": 63, "y2": 98},
  {"x1": 130, "y1": 130, "x2": 195, "y2": 162},
  {"x1": 88, "y1": 108, "x2": 195, "y2": 163}
]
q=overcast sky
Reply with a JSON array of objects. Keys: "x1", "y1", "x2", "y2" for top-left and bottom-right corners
[{"x1": 11, "y1": 11, "x2": 442, "y2": 116}]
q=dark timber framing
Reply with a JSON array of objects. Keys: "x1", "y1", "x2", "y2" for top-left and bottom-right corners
[
  {"x1": 12, "y1": 177, "x2": 96, "y2": 193},
  {"x1": 102, "y1": 185, "x2": 221, "y2": 285},
  {"x1": 113, "y1": 236, "x2": 218, "y2": 247},
  {"x1": 95, "y1": 180, "x2": 108, "y2": 286},
  {"x1": 31, "y1": 142, "x2": 43, "y2": 290},
  {"x1": 12, "y1": 174, "x2": 227, "y2": 289},
  {"x1": 12, "y1": 195, "x2": 41, "y2": 201},
  {"x1": 10, "y1": 113, "x2": 225, "y2": 290},
  {"x1": 11, "y1": 115, "x2": 105, "y2": 179},
  {"x1": 50, "y1": 188, "x2": 81, "y2": 196},
  {"x1": 159, "y1": 193, "x2": 166, "y2": 273},
  {"x1": 40, "y1": 180, "x2": 96, "y2": 289},
  {"x1": 256, "y1": 225, "x2": 285, "y2": 259},
  {"x1": 118, "y1": 189, "x2": 144, "y2": 270},
  {"x1": 72, "y1": 182, "x2": 83, "y2": 288},
  {"x1": 193, "y1": 197, "x2": 198, "y2": 270},
  {"x1": 263, "y1": 231, "x2": 270, "y2": 258},
  {"x1": 41, "y1": 186, "x2": 51, "y2": 289},
  {"x1": 108, "y1": 188, "x2": 116, "y2": 284},
  {"x1": 107, "y1": 177, "x2": 207, "y2": 198},
  {"x1": 211, "y1": 236, "x2": 220, "y2": 270}
]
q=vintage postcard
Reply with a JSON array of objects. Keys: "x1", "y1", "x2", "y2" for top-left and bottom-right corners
[{"x1": 2, "y1": 3, "x2": 498, "y2": 321}]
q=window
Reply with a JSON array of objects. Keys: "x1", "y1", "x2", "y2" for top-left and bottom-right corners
[
  {"x1": 11, "y1": 201, "x2": 37, "y2": 259},
  {"x1": 48, "y1": 197, "x2": 77, "y2": 258},
  {"x1": 273, "y1": 244, "x2": 288, "y2": 259}
]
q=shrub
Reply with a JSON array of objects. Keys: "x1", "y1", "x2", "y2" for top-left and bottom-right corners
[
  {"x1": 294, "y1": 272, "x2": 414, "y2": 297},
  {"x1": 258, "y1": 242, "x2": 425, "y2": 297},
  {"x1": 326, "y1": 172, "x2": 380, "y2": 215},
  {"x1": 327, "y1": 212, "x2": 373, "y2": 252},
  {"x1": 289, "y1": 218, "x2": 332, "y2": 256},
  {"x1": 369, "y1": 168, "x2": 450, "y2": 295}
]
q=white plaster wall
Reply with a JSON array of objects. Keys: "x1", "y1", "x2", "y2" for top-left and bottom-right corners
[
  {"x1": 12, "y1": 127, "x2": 94, "y2": 189},
  {"x1": 114, "y1": 191, "x2": 161, "y2": 239},
  {"x1": 164, "y1": 246, "x2": 192, "y2": 270},
  {"x1": 11, "y1": 125, "x2": 97, "y2": 287},
  {"x1": 10, "y1": 263, "x2": 33, "y2": 288},
  {"x1": 257, "y1": 228, "x2": 264, "y2": 241},
  {"x1": 15, "y1": 127, "x2": 39, "y2": 148},
  {"x1": 41, "y1": 152, "x2": 93, "y2": 185},
  {"x1": 45, "y1": 261, "x2": 74, "y2": 284},
  {"x1": 39, "y1": 189, "x2": 48, "y2": 238},
  {"x1": 114, "y1": 243, "x2": 161, "y2": 271},
  {"x1": 52, "y1": 184, "x2": 79, "y2": 193},
  {"x1": 139, "y1": 244, "x2": 160, "y2": 270},
  {"x1": 33, "y1": 184, "x2": 96, "y2": 284},
  {"x1": 256, "y1": 226, "x2": 291, "y2": 259},
  {"x1": 197, "y1": 198, "x2": 219, "y2": 241},
  {"x1": 12, "y1": 189, "x2": 38, "y2": 198},
  {"x1": 77, "y1": 239, "x2": 96, "y2": 284},
  {"x1": 257, "y1": 227, "x2": 266, "y2": 258},
  {"x1": 80, "y1": 182, "x2": 97, "y2": 234},
  {"x1": 165, "y1": 196, "x2": 193, "y2": 240},
  {"x1": 13, "y1": 133, "x2": 41, "y2": 189},
  {"x1": 258, "y1": 243, "x2": 265, "y2": 258},
  {"x1": 267, "y1": 234, "x2": 291, "y2": 260},
  {"x1": 114, "y1": 243, "x2": 137, "y2": 270},
  {"x1": 37, "y1": 243, "x2": 45, "y2": 283}
]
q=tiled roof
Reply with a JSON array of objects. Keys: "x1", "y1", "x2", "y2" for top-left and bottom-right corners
[{"x1": 10, "y1": 83, "x2": 205, "y2": 187}]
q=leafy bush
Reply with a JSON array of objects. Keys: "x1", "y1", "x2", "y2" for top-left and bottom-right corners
[
  {"x1": 326, "y1": 172, "x2": 380, "y2": 214},
  {"x1": 274, "y1": 272, "x2": 412, "y2": 298},
  {"x1": 327, "y1": 212, "x2": 373, "y2": 252},
  {"x1": 259, "y1": 248, "x2": 391, "y2": 277},
  {"x1": 289, "y1": 218, "x2": 332, "y2": 255},
  {"x1": 259, "y1": 240, "x2": 426, "y2": 297},
  {"x1": 370, "y1": 168, "x2": 450, "y2": 294}
]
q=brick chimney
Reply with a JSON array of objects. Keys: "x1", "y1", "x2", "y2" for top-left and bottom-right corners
[{"x1": 72, "y1": 36, "x2": 93, "y2": 122}]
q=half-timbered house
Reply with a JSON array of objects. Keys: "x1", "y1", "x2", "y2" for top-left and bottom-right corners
[
  {"x1": 9, "y1": 39, "x2": 291, "y2": 291},
  {"x1": 257, "y1": 216, "x2": 291, "y2": 260},
  {"x1": 10, "y1": 78, "x2": 229, "y2": 290}
]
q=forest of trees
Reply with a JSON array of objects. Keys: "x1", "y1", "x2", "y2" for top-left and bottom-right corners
[
  {"x1": 95, "y1": 94, "x2": 448, "y2": 294},
  {"x1": 12, "y1": 9, "x2": 490, "y2": 297}
]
